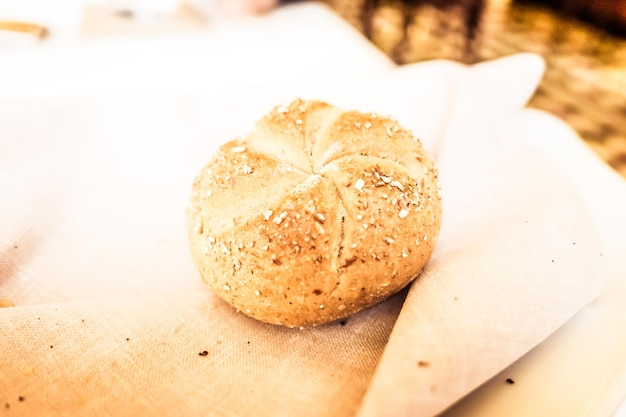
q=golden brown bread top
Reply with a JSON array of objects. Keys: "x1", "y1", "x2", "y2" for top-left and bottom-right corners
[{"x1": 187, "y1": 99, "x2": 442, "y2": 327}]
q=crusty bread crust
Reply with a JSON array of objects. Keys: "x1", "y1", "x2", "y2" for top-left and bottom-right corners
[{"x1": 187, "y1": 99, "x2": 442, "y2": 327}]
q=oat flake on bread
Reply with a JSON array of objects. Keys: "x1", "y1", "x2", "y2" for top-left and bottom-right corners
[{"x1": 187, "y1": 99, "x2": 442, "y2": 327}]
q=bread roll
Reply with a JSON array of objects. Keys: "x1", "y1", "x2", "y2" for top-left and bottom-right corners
[{"x1": 187, "y1": 99, "x2": 442, "y2": 327}]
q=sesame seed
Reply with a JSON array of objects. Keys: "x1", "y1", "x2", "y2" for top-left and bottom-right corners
[
  {"x1": 415, "y1": 238, "x2": 420, "y2": 245},
  {"x1": 314, "y1": 222, "x2": 325, "y2": 235},
  {"x1": 220, "y1": 244, "x2": 230, "y2": 254},
  {"x1": 208, "y1": 236, "x2": 216, "y2": 243},
  {"x1": 354, "y1": 179, "x2": 365, "y2": 192},
  {"x1": 232, "y1": 258, "x2": 241, "y2": 270},
  {"x1": 206, "y1": 190, "x2": 212, "y2": 197},
  {"x1": 380, "y1": 175, "x2": 392, "y2": 184},
  {"x1": 263, "y1": 210, "x2": 273, "y2": 221},
  {"x1": 262, "y1": 244, "x2": 269, "y2": 251},
  {"x1": 295, "y1": 119, "x2": 303, "y2": 125},
  {"x1": 354, "y1": 122, "x2": 362, "y2": 128},
  {"x1": 390, "y1": 180, "x2": 404, "y2": 191},
  {"x1": 362, "y1": 224, "x2": 369, "y2": 229},
  {"x1": 319, "y1": 305, "x2": 325, "y2": 309},
  {"x1": 273, "y1": 212, "x2": 288, "y2": 225},
  {"x1": 338, "y1": 304, "x2": 347, "y2": 311},
  {"x1": 385, "y1": 237, "x2": 394, "y2": 244},
  {"x1": 356, "y1": 214, "x2": 363, "y2": 221},
  {"x1": 242, "y1": 165, "x2": 253, "y2": 174},
  {"x1": 231, "y1": 146, "x2": 246, "y2": 153},
  {"x1": 314, "y1": 213, "x2": 325, "y2": 223},
  {"x1": 401, "y1": 252, "x2": 408, "y2": 258},
  {"x1": 364, "y1": 122, "x2": 372, "y2": 129},
  {"x1": 277, "y1": 106, "x2": 289, "y2": 113},
  {"x1": 398, "y1": 209, "x2": 409, "y2": 219},
  {"x1": 254, "y1": 290, "x2": 261, "y2": 296},
  {"x1": 386, "y1": 125, "x2": 393, "y2": 137},
  {"x1": 223, "y1": 284, "x2": 231, "y2": 291}
]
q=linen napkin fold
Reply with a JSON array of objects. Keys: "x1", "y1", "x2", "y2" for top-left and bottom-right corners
[{"x1": 0, "y1": 54, "x2": 604, "y2": 416}]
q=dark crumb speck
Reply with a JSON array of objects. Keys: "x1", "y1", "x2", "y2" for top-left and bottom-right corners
[
  {"x1": 18, "y1": 396, "x2": 24, "y2": 402},
  {"x1": 13, "y1": 245, "x2": 18, "y2": 249},
  {"x1": 198, "y1": 351, "x2": 208, "y2": 356},
  {"x1": 339, "y1": 320, "x2": 347, "y2": 326},
  {"x1": 343, "y1": 256, "x2": 358, "y2": 267},
  {"x1": 125, "y1": 338, "x2": 130, "y2": 341},
  {"x1": 572, "y1": 242, "x2": 576, "y2": 245},
  {"x1": 247, "y1": 341, "x2": 250, "y2": 345},
  {"x1": 50, "y1": 345, "x2": 54, "y2": 349},
  {"x1": 551, "y1": 259, "x2": 555, "y2": 263},
  {"x1": 505, "y1": 378, "x2": 515, "y2": 384},
  {"x1": 417, "y1": 360, "x2": 430, "y2": 367},
  {"x1": 453, "y1": 297, "x2": 458, "y2": 301},
  {"x1": 114, "y1": 9, "x2": 134, "y2": 18},
  {"x1": 5, "y1": 403, "x2": 9, "y2": 409},
  {"x1": 312, "y1": 289, "x2": 323, "y2": 295}
]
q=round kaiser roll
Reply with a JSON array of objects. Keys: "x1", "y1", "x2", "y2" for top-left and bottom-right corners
[{"x1": 187, "y1": 99, "x2": 442, "y2": 327}]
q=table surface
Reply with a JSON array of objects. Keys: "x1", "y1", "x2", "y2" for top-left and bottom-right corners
[{"x1": 322, "y1": 0, "x2": 626, "y2": 178}]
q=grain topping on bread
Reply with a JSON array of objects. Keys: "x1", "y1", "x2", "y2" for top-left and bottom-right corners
[{"x1": 187, "y1": 99, "x2": 442, "y2": 327}]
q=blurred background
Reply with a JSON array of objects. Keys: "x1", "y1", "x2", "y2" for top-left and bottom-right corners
[
  {"x1": 1, "y1": 0, "x2": 625, "y2": 176},
  {"x1": 324, "y1": 0, "x2": 626, "y2": 177}
]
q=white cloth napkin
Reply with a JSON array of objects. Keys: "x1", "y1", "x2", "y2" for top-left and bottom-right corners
[{"x1": 0, "y1": 54, "x2": 604, "y2": 416}]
